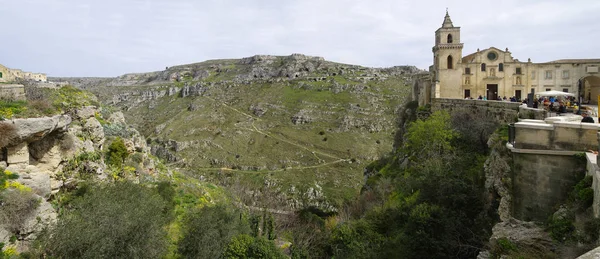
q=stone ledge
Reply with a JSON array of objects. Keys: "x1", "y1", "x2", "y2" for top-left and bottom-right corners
[
  {"x1": 514, "y1": 122, "x2": 554, "y2": 130},
  {"x1": 506, "y1": 143, "x2": 583, "y2": 155},
  {"x1": 553, "y1": 121, "x2": 600, "y2": 130}
]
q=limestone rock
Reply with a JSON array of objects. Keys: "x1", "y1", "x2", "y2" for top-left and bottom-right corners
[
  {"x1": 107, "y1": 111, "x2": 126, "y2": 124},
  {"x1": 8, "y1": 164, "x2": 52, "y2": 198},
  {"x1": 291, "y1": 110, "x2": 312, "y2": 125},
  {"x1": 84, "y1": 117, "x2": 105, "y2": 145},
  {"x1": 10, "y1": 115, "x2": 71, "y2": 143},
  {"x1": 250, "y1": 104, "x2": 268, "y2": 117},
  {"x1": 74, "y1": 106, "x2": 97, "y2": 120}
]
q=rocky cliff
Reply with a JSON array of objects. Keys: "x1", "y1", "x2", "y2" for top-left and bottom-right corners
[
  {"x1": 0, "y1": 107, "x2": 161, "y2": 253},
  {"x1": 53, "y1": 54, "x2": 418, "y2": 212}
]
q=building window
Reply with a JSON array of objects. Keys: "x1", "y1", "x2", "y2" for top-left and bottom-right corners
[
  {"x1": 0, "y1": 72, "x2": 2, "y2": 78},
  {"x1": 464, "y1": 89, "x2": 470, "y2": 98},
  {"x1": 465, "y1": 76, "x2": 471, "y2": 85},
  {"x1": 481, "y1": 63, "x2": 486, "y2": 71},
  {"x1": 447, "y1": 34, "x2": 453, "y2": 43},
  {"x1": 516, "y1": 67, "x2": 522, "y2": 75},
  {"x1": 499, "y1": 63, "x2": 504, "y2": 72},
  {"x1": 545, "y1": 70, "x2": 552, "y2": 79},
  {"x1": 563, "y1": 89, "x2": 569, "y2": 93},
  {"x1": 447, "y1": 55, "x2": 453, "y2": 69},
  {"x1": 546, "y1": 88, "x2": 551, "y2": 91},
  {"x1": 465, "y1": 67, "x2": 471, "y2": 74},
  {"x1": 516, "y1": 76, "x2": 522, "y2": 85},
  {"x1": 531, "y1": 71, "x2": 536, "y2": 79},
  {"x1": 562, "y1": 70, "x2": 569, "y2": 79}
]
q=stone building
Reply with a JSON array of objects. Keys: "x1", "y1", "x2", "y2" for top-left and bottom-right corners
[
  {"x1": 431, "y1": 11, "x2": 600, "y2": 103},
  {"x1": 0, "y1": 63, "x2": 47, "y2": 83}
]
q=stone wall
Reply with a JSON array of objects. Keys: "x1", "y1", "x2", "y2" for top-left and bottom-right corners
[
  {"x1": 0, "y1": 84, "x2": 25, "y2": 100},
  {"x1": 512, "y1": 152, "x2": 585, "y2": 221},
  {"x1": 431, "y1": 98, "x2": 522, "y2": 124},
  {"x1": 509, "y1": 120, "x2": 598, "y2": 221}
]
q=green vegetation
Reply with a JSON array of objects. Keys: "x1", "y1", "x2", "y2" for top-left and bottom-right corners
[
  {"x1": 106, "y1": 137, "x2": 129, "y2": 167},
  {"x1": 178, "y1": 205, "x2": 250, "y2": 258},
  {"x1": 277, "y1": 110, "x2": 499, "y2": 258},
  {"x1": 0, "y1": 85, "x2": 98, "y2": 120},
  {"x1": 223, "y1": 235, "x2": 285, "y2": 259},
  {"x1": 39, "y1": 181, "x2": 172, "y2": 258}
]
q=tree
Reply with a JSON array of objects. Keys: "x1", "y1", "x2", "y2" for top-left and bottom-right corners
[
  {"x1": 42, "y1": 181, "x2": 170, "y2": 258},
  {"x1": 223, "y1": 234, "x2": 285, "y2": 259},
  {"x1": 403, "y1": 110, "x2": 457, "y2": 162},
  {"x1": 178, "y1": 205, "x2": 250, "y2": 259}
]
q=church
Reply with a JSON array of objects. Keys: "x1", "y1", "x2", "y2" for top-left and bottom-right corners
[{"x1": 430, "y1": 11, "x2": 600, "y2": 104}]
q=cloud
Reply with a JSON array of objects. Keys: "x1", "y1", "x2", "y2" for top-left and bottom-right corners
[{"x1": 0, "y1": 0, "x2": 597, "y2": 76}]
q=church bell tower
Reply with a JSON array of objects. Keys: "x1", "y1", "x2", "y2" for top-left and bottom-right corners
[{"x1": 432, "y1": 10, "x2": 463, "y2": 97}]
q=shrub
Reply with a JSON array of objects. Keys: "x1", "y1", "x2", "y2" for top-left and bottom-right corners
[
  {"x1": 0, "y1": 187, "x2": 40, "y2": 233},
  {"x1": 223, "y1": 235, "x2": 285, "y2": 259},
  {"x1": 42, "y1": 181, "x2": 170, "y2": 258},
  {"x1": 178, "y1": 205, "x2": 250, "y2": 259},
  {"x1": 106, "y1": 137, "x2": 129, "y2": 167},
  {"x1": 548, "y1": 217, "x2": 575, "y2": 242},
  {"x1": 0, "y1": 122, "x2": 18, "y2": 148},
  {"x1": 572, "y1": 175, "x2": 594, "y2": 209}
]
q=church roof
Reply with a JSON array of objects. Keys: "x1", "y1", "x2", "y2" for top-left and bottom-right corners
[
  {"x1": 442, "y1": 9, "x2": 454, "y2": 28},
  {"x1": 544, "y1": 59, "x2": 600, "y2": 64},
  {"x1": 461, "y1": 47, "x2": 507, "y2": 63}
]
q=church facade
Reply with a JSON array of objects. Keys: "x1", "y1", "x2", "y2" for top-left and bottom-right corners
[{"x1": 431, "y1": 11, "x2": 600, "y2": 103}]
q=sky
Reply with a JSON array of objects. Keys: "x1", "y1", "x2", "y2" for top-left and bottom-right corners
[{"x1": 0, "y1": 0, "x2": 598, "y2": 77}]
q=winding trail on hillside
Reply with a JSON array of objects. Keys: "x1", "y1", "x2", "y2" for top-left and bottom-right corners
[{"x1": 204, "y1": 96, "x2": 344, "y2": 161}]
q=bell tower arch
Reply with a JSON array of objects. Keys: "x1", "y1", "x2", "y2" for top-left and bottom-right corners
[{"x1": 432, "y1": 9, "x2": 464, "y2": 98}]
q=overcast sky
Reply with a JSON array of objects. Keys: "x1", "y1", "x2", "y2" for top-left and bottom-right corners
[{"x1": 0, "y1": 0, "x2": 598, "y2": 77}]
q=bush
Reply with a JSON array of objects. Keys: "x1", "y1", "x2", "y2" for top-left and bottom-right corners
[
  {"x1": 178, "y1": 205, "x2": 250, "y2": 259},
  {"x1": 0, "y1": 100, "x2": 26, "y2": 120},
  {"x1": 548, "y1": 217, "x2": 575, "y2": 242},
  {"x1": 0, "y1": 122, "x2": 17, "y2": 148},
  {"x1": 42, "y1": 181, "x2": 170, "y2": 258},
  {"x1": 223, "y1": 234, "x2": 285, "y2": 259},
  {"x1": 106, "y1": 137, "x2": 129, "y2": 167},
  {"x1": 0, "y1": 187, "x2": 40, "y2": 233},
  {"x1": 572, "y1": 175, "x2": 594, "y2": 209}
]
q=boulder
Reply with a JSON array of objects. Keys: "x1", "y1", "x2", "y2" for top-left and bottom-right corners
[
  {"x1": 74, "y1": 106, "x2": 97, "y2": 120},
  {"x1": 107, "y1": 111, "x2": 126, "y2": 124},
  {"x1": 10, "y1": 115, "x2": 71, "y2": 143},
  {"x1": 84, "y1": 117, "x2": 105, "y2": 145}
]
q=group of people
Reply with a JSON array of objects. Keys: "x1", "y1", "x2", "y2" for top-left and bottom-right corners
[
  {"x1": 472, "y1": 95, "x2": 520, "y2": 102},
  {"x1": 468, "y1": 94, "x2": 595, "y2": 123}
]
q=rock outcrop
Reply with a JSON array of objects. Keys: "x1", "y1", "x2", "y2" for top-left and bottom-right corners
[{"x1": 0, "y1": 106, "x2": 160, "y2": 253}]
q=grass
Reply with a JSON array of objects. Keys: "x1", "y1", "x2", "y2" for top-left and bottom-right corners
[{"x1": 85, "y1": 60, "x2": 411, "y2": 211}]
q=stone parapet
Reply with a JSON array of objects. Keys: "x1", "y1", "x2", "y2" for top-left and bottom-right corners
[
  {"x1": 0, "y1": 84, "x2": 25, "y2": 101},
  {"x1": 514, "y1": 120, "x2": 600, "y2": 151},
  {"x1": 431, "y1": 98, "x2": 521, "y2": 124}
]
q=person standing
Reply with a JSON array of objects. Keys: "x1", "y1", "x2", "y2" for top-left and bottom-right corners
[{"x1": 581, "y1": 112, "x2": 595, "y2": 123}]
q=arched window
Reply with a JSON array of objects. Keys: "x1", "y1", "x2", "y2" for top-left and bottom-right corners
[
  {"x1": 447, "y1": 34, "x2": 453, "y2": 43},
  {"x1": 447, "y1": 55, "x2": 453, "y2": 69},
  {"x1": 0, "y1": 72, "x2": 3, "y2": 78},
  {"x1": 499, "y1": 63, "x2": 504, "y2": 72},
  {"x1": 481, "y1": 63, "x2": 486, "y2": 71}
]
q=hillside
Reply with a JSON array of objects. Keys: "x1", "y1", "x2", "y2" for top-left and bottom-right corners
[{"x1": 54, "y1": 54, "x2": 419, "y2": 211}]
